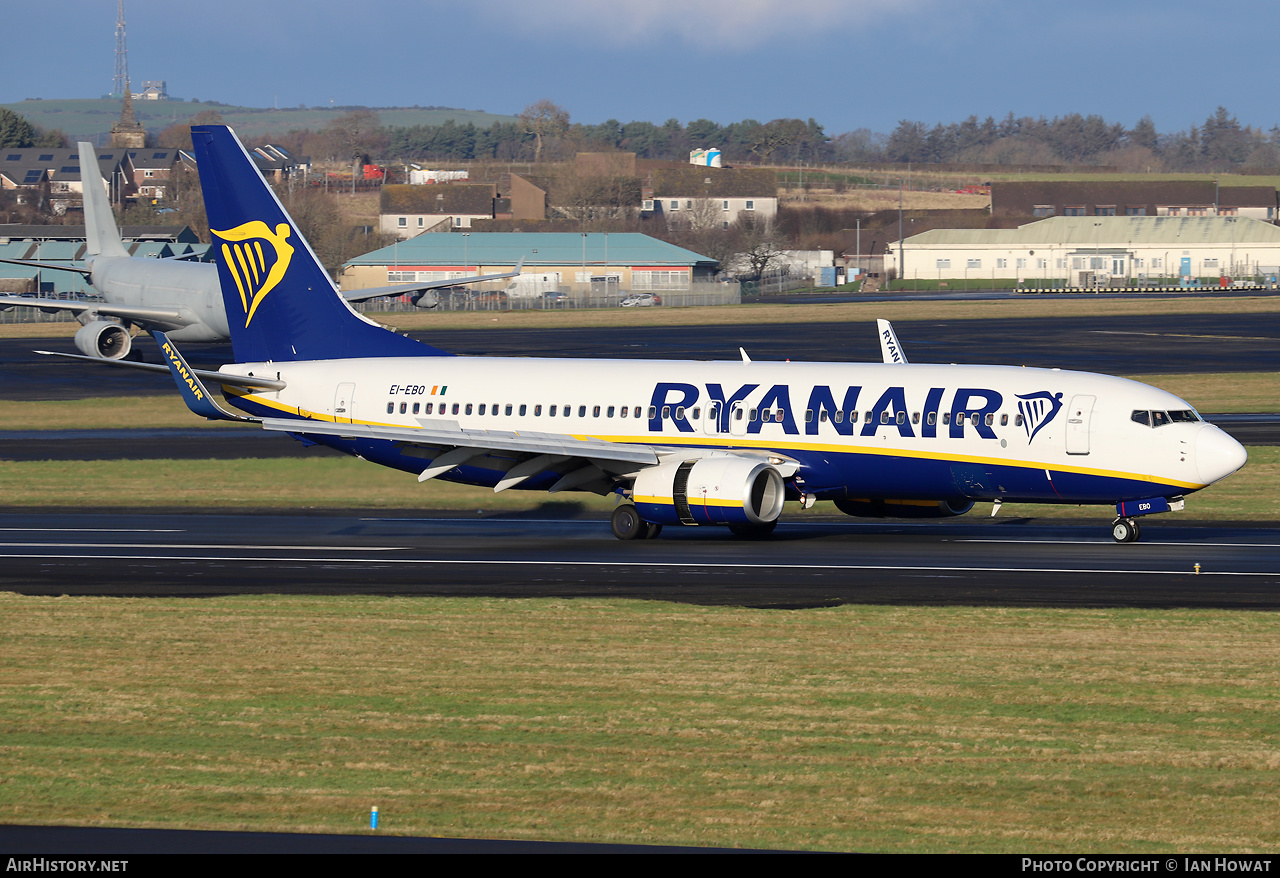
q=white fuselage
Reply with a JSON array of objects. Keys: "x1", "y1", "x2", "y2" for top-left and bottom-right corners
[{"x1": 221, "y1": 355, "x2": 1246, "y2": 505}]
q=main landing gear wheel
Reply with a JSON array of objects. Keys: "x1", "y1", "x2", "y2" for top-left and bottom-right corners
[
  {"x1": 643, "y1": 521, "x2": 664, "y2": 540},
  {"x1": 1111, "y1": 517, "x2": 1141, "y2": 543},
  {"x1": 728, "y1": 520, "x2": 777, "y2": 539},
  {"x1": 611, "y1": 504, "x2": 647, "y2": 541}
]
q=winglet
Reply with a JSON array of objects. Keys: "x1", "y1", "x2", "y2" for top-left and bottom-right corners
[
  {"x1": 152, "y1": 331, "x2": 257, "y2": 422},
  {"x1": 876, "y1": 319, "x2": 909, "y2": 364},
  {"x1": 739, "y1": 347, "x2": 752, "y2": 363}
]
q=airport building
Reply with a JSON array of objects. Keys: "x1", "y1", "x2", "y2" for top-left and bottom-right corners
[
  {"x1": 340, "y1": 232, "x2": 728, "y2": 304},
  {"x1": 886, "y1": 216, "x2": 1280, "y2": 286}
]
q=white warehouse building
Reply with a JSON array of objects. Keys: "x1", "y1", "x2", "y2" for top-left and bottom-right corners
[{"x1": 887, "y1": 216, "x2": 1280, "y2": 285}]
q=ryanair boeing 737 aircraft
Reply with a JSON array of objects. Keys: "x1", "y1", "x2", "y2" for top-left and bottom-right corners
[{"x1": 51, "y1": 125, "x2": 1248, "y2": 543}]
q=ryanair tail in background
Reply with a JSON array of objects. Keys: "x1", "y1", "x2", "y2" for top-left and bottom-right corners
[{"x1": 190, "y1": 125, "x2": 449, "y2": 363}]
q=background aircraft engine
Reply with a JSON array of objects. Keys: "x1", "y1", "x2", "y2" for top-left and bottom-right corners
[
  {"x1": 74, "y1": 320, "x2": 132, "y2": 360},
  {"x1": 834, "y1": 498, "x2": 975, "y2": 519},
  {"x1": 634, "y1": 457, "x2": 785, "y2": 527}
]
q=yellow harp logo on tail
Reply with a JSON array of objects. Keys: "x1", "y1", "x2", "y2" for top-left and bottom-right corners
[{"x1": 212, "y1": 221, "x2": 295, "y2": 327}]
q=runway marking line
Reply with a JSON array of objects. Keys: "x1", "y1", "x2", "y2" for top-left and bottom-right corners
[
  {"x1": 0, "y1": 528, "x2": 185, "y2": 533},
  {"x1": 2, "y1": 551, "x2": 1277, "y2": 578},
  {"x1": 954, "y1": 539, "x2": 1280, "y2": 548}
]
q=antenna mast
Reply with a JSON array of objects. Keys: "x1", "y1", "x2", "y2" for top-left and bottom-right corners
[{"x1": 112, "y1": 1, "x2": 129, "y2": 97}]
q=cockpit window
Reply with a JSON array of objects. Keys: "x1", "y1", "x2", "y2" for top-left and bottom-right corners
[{"x1": 1134, "y1": 409, "x2": 1201, "y2": 427}]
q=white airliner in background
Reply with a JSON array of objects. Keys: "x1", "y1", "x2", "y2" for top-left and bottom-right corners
[
  {"x1": 48, "y1": 125, "x2": 1248, "y2": 543},
  {"x1": 1, "y1": 143, "x2": 519, "y2": 360}
]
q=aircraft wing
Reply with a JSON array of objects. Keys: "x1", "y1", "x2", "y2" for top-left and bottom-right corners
[
  {"x1": 257, "y1": 416, "x2": 659, "y2": 492},
  {"x1": 342, "y1": 259, "x2": 525, "y2": 303},
  {"x1": 0, "y1": 295, "x2": 194, "y2": 330},
  {"x1": 0, "y1": 257, "x2": 93, "y2": 276},
  {"x1": 0, "y1": 295, "x2": 96, "y2": 315}
]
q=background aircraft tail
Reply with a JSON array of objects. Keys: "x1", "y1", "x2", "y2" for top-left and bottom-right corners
[
  {"x1": 78, "y1": 143, "x2": 128, "y2": 259},
  {"x1": 190, "y1": 125, "x2": 448, "y2": 363}
]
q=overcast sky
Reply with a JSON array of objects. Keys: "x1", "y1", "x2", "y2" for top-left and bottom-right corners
[{"x1": 5, "y1": 0, "x2": 1276, "y2": 137}]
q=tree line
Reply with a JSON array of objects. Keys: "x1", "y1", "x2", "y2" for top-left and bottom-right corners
[
  {"x1": 878, "y1": 107, "x2": 1280, "y2": 171},
  {"x1": 239, "y1": 105, "x2": 1280, "y2": 173}
]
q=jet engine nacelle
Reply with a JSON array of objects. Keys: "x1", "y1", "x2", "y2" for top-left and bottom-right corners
[
  {"x1": 74, "y1": 320, "x2": 132, "y2": 360},
  {"x1": 634, "y1": 456, "x2": 785, "y2": 527},
  {"x1": 834, "y1": 498, "x2": 974, "y2": 519}
]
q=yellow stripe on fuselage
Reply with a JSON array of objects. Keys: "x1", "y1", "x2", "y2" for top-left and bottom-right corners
[{"x1": 228, "y1": 392, "x2": 1205, "y2": 491}]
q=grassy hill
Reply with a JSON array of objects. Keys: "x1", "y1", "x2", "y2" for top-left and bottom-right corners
[{"x1": 2, "y1": 98, "x2": 517, "y2": 142}]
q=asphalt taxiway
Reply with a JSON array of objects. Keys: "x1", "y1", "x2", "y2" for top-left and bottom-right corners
[{"x1": 2, "y1": 511, "x2": 1277, "y2": 609}]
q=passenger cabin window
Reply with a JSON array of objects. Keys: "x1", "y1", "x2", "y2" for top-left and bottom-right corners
[
  {"x1": 387, "y1": 402, "x2": 394, "y2": 414},
  {"x1": 400, "y1": 402, "x2": 407, "y2": 414}
]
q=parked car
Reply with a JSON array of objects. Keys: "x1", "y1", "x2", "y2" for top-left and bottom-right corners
[{"x1": 620, "y1": 293, "x2": 661, "y2": 307}]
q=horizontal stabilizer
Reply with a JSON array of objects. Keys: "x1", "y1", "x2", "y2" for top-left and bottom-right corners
[{"x1": 34, "y1": 349, "x2": 286, "y2": 392}]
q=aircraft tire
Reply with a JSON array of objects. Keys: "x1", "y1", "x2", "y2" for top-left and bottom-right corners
[
  {"x1": 643, "y1": 521, "x2": 664, "y2": 540},
  {"x1": 611, "y1": 504, "x2": 646, "y2": 541},
  {"x1": 1111, "y1": 517, "x2": 1139, "y2": 543},
  {"x1": 728, "y1": 520, "x2": 777, "y2": 539}
]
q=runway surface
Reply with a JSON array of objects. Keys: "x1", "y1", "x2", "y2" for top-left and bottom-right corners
[{"x1": 3, "y1": 510, "x2": 1278, "y2": 609}]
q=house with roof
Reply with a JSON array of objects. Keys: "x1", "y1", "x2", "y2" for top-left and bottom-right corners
[
  {"x1": 127, "y1": 148, "x2": 180, "y2": 200},
  {"x1": 379, "y1": 183, "x2": 510, "y2": 238},
  {"x1": 642, "y1": 165, "x2": 778, "y2": 229},
  {"x1": 0, "y1": 148, "x2": 137, "y2": 212}
]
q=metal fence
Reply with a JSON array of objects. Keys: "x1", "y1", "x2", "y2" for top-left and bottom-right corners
[
  {"x1": 351, "y1": 279, "x2": 741, "y2": 313},
  {"x1": 1, "y1": 280, "x2": 741, "y2": 324}
]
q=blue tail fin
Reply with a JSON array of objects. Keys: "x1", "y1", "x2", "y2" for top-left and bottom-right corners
[{"x1": 190, "y1": 124, "x2": 449, "y2": 363}]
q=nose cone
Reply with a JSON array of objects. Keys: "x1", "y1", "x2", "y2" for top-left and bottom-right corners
[{"x1": 1196, "y1": 424, "x2": 1248, "y2": 485}]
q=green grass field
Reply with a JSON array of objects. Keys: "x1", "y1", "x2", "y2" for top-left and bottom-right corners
[{"x1": 3, "y1": 595, "x2": 1277, "y2": 852}]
